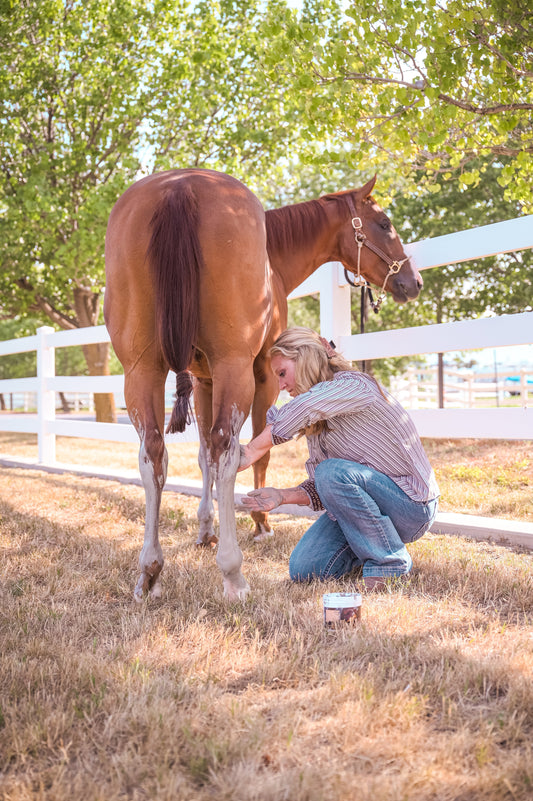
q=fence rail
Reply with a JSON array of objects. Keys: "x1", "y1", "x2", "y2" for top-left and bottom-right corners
[
  {"x1": 1, "y1": 214, "x2": 533, "y2": 547},
  {"x1": 391, "y1": 366, "x2": 533, "y2": 409}
]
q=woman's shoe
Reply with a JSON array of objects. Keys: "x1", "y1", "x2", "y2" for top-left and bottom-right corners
[
  {"x1": 361, "y1": 576, "x2": 388, "y2": 591},
  {"x1": 361, "y1": 574, "x2": 408, "y2": 592}
]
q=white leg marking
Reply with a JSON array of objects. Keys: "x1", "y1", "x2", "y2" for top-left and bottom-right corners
[
  {"x1": 215, "y1": 406, "x2": 250, "y2": 601},
  {"x1": 134, "y1": 437, "x2": 166, "y2": 601},
  {"x1": 253, "y1": 523, "x2": 275, "y2": 542},
  {"x1": 197, "y1": 433, "x2": 216, "y2": 545}
]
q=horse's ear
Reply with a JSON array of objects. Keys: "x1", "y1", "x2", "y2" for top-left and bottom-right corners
[{"x1": 358, "y1": 174, "x2": 377, "y2": 199}]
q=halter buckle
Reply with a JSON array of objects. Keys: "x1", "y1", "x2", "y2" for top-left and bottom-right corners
[
  {"x1": 389, "y1": 260, "x2": 403, "y2": 274},
  {"x1": 351, "y1": 216, "x2": 362, "y2": 230}
]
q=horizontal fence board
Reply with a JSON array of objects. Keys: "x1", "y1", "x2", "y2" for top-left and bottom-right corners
[
  {"x1": 0, "y1": 377, "x2": 38, "y2": 393},
  {"x1": 410, "y1": 408, "x2": 533, "y2": 440},
  {"x1": 49, "y1": 419, "x2": 140, "y2": 442},
  {"x1": 48, "y1": 375, "x2": 125, "y2": 393},
  {"x1": 431, "y1": 512, "x2": 533, "y2": 550},
  {"x1": 0, "y1": 335, "x2": 39, "y2": 357},
  {"x1": 0, "y1": 414, "x2": 38, "y2": 433},
  {"x1": 339, "y1": 312, "x2": 533, "y2": 361},
  {"x1": 48, "y1": 418, "x2": 206, "y2": 444},
  {"x1": 405, "y1": 214, "x2": 533, "y2": 270},
  {"x1": 47, "y1": 324, "x2": 110, "y2": 348}
]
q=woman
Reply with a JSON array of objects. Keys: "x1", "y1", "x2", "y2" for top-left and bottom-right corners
[{"x1": 238, "y1": 327, "x2": 439, "y2": 591}]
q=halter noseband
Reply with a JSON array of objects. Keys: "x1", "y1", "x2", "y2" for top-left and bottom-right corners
[{"x1": 344, "y1": 196, "x2": 409, "y2": 313}]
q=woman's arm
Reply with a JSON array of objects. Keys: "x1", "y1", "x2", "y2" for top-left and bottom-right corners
[
  {"x1": 240, "y1": 485, "x2": 311, "y2": 512},
  {"x1": 238, "y1": 424, "x2": 274, "y2": 471}
]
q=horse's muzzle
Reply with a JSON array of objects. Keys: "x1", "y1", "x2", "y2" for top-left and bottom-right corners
[{"x1": 391, "y1": 270, "x2": 423, "y2": 303}]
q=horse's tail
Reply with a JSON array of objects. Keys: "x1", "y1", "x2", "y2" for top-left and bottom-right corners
[{"x1": 147, "y1": 183, "x2": 202, "y2": 434}]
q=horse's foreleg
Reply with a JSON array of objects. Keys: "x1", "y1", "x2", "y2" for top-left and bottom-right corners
[
  {"x1": 251, "y1": 453, "x2": 274, "y2": 542},
  {"x1": 250, "y1": 357, "x2": 280, "y2": 541},
  {"x1": 135, "y1": 428, "x2": 167, "y2": 602},
  {"x1": 196, "y1": 433, "x2": 217, "y2": 547},
  {"x1": 214, "y1": 405, "x2": 250, "y2": 601}
]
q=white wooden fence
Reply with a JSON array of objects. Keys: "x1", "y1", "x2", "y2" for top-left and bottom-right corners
[
  {"x1": 390, "y1": 367, "x2": 533, "y2": 409},
  {"x1": 287, "y1": 215, "x2": 533, "y2": 441},
  {"x1": 1, "y1": 214, "x2": 532, "y2": 546}
]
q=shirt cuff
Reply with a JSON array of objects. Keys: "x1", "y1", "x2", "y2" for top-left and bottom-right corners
[{"x1": 298, "y1": 479, "x2": 324, "y2": 511}]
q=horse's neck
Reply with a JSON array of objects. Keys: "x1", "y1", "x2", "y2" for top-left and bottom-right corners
[
  {"x1": 270, "y1": 245, "x2": 330, "y2": 296},
  {"x1": 266, "y1": 199, "x2": 343, "y2": 296}
]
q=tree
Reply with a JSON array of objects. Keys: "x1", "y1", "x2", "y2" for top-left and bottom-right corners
[
  {"x1": 0, "y1": 0, "x2": 170, "y2": 419},
  {"x1": 264, "y1": 0, "x2": 533, "y2": 210},
  {"x1": 0, "y1": 0, "x2": 302, "y2": 420}
]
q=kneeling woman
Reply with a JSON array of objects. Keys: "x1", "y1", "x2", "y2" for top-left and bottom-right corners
[{"x1": 238, "y1": 327, "x2": 439, "y2": 591}]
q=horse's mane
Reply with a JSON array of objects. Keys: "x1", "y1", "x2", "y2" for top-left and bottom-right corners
[{"x1": 265, "y1": 198, "x2": 330, "y2": 259}]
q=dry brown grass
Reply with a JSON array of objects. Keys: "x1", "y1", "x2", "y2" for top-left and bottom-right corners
[
  {"x1": 1, "y1": 431, "x2": 531, "y2": 520},
  {"x1": 1, "y1": 434, "x2": 532, "y2": 800}
]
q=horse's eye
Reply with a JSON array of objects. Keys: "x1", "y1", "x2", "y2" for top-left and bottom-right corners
[{"x1": 379, "y1": 217, "x2": 391, "y2": 230}]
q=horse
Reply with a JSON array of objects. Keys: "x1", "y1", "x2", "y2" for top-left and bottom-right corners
[{"x1": 104, "y1": 168, "x2": 422, "y2": 602}]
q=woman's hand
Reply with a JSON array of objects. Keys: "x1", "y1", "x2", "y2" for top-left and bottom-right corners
[
  {"x1": 237, "y1": 424, "x2": 273, "y2": 472},
  {"x1": 240, "y1": 487, "x2": 283, "y2": 512}
]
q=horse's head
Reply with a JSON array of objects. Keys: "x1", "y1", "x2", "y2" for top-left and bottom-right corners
[{"x1": 334, "y1": 176, "x2": 422, "y2": 304}]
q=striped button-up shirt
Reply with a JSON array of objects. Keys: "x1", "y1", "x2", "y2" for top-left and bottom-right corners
[{"x1": 266, "y1": 371, "x2": 439, "y2": 511}]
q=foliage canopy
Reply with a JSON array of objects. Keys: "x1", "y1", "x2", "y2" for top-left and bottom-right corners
[{"x1": 267, "y1": 0, "x2": 533, "y2": 210}]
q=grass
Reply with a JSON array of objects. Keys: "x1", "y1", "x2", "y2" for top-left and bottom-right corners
[
  {"x1": 1, "y1": 434, "x2": 532, "y2": 800},
  {"x1": 1, "y1": 431, "x2": 531, "y2": 520}
]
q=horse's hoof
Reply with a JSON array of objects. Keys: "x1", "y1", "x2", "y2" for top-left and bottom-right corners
[
  {"x1": 253, "y1": 524, "x2": 274, "y2": 543},
  {"x1": 133, "y1": 560, "x2": 163, "y2": 601},
  {"x1": 195, "y1": 533, "x2": 218, "y2": 548},
  {"x1": 223, "y1": 576, "x2": 250, "y2": 602}
]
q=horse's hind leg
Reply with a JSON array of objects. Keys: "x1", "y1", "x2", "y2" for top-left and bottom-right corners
[
  {"x1": 194, "y1": 377, "x2": 217, "y2": 547},
  {"x1": 125, "y1": 369, "x2": 168, "y2": 602}
]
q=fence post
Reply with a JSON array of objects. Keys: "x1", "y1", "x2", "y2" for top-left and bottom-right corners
[
  {"x1": 467, "y1": 372, "x2": 474, "y2": 409},
  {"x1": 37, "y1": 326, "x2": 56, "y2": 464},
  {"x1": 521, "y1": 368, "x2": 528, "y2": 405},
  {"x1": 407, "y1": 366, "x2": 418, "y2": 408},
  {"x1": 319, "y1": 262, "x2": 352, "y2": 345}
]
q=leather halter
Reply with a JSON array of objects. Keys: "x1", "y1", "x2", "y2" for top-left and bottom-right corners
[{"x1": 344, "y1": 196, "x2": 409, "y2": 313}]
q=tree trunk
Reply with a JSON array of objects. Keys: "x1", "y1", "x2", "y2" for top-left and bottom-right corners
[
  {"x1": 72, "y1": 287, "x2": 117, "y2": 423},
  {"x1": 58, "y1": 391, "x2": 71, "y2": 413},
  {"x1": 82, "y1": 341, "x2": 117, "y2": 423}
]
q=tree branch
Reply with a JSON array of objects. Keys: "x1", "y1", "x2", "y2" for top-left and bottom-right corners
[
  {"x1": 16, "y1": 278, "x2": 79, "y2": 330},
  {"x1": 436, "y1": 93, "x2": 533, "y2": 115}
]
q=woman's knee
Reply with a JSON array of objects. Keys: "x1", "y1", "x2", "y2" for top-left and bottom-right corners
[{"x1": 288, "y1": 550, "x2": 314, "y2": 582}]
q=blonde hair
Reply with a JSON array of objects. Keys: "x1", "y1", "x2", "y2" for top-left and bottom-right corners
[
  {"x1": 270, "y1": 327, "x2": 355, "y2": 435},
  {"x1": 270, "y1": 327, "x2": 354, "y2": 395}
]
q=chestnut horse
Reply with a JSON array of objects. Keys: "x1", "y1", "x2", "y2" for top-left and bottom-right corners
[{"x1": 104, "y1": 169, "x2": 422, "y2": 602}]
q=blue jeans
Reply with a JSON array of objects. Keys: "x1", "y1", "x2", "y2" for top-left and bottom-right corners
[{"x1": 289, "y1": 459, "x2": 438, "y2": 581}]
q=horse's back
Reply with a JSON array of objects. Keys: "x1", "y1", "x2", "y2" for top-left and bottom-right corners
[
  {"x1": 105, "y1": 169, "x2": 266, "y2": 281},
  {"x1": 104, "y1": 169, "x2": 272, "y2": 368}
]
